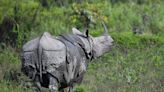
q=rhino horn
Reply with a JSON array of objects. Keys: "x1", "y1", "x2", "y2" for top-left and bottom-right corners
[{"x1": 102, "y1": 21, "x2": 108, "y2": 36}]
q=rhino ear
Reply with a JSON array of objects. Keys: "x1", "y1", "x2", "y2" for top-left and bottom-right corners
[
  {"x1": 85, "y1": 29, "x2": 89, "y2": 37},
  {"x1": 72, "y1": 27, "x2": 83, "y2": 35}
]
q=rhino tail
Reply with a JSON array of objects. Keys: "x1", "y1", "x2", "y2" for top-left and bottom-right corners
[
  {"x1": 37, "y1": 33, "x2": 46, "y2": 82},
  {"x1": 37, "y1": 32, "x2": 52, "y2": 82}
]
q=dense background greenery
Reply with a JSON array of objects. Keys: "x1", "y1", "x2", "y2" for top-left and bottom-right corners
[{"x1": 0, "y1": 0, "x2": 164, "y2": 92}]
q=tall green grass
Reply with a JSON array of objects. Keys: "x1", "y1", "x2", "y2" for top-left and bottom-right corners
[{"x1": 0, "y1": 0, "x2": 164, "y2": 92}]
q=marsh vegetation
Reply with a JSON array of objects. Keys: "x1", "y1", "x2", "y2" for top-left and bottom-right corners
[{"x1": 0, "y1": 0, "x2": 164, "y2": 92}]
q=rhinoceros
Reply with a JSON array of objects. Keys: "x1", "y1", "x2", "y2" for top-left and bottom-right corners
[{"x1": 21, "y1": 25, "x2": 113, "y2": 92}]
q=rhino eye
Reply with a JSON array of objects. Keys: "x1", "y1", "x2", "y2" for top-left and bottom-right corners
[{"x1": 100, "y1": 41, "x2": 105, "y2": 44}]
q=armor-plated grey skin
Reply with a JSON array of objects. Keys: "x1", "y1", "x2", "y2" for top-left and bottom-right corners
[
  {"x1": 21, "y1": 28, "x2": 113, "y2": 92},
  {"x1": 72, "y1": 28, "x2": 114, "y2": 58}
]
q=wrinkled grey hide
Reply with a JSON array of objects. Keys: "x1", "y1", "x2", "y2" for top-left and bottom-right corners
[{"x1": 21, "y1": 28, "x2": 113, "y2": 92}]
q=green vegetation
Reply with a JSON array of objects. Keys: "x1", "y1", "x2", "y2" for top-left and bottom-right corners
[{"x1": 0, "y1": 0, "x2": 164, "y2": 92}]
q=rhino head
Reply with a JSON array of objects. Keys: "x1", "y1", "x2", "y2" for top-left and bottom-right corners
[
  {"x1": 92, "y1": 35, "x2": 113, "y2": 58},
  {"x1": 72, "y1": 24, "x2": 114, "y2": 59}
]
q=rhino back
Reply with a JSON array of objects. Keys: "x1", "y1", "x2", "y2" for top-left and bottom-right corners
[
  {"x1": 39, "y1": 32, "x2": 66, "y2": 78},
  {"x1": 40, "y1": 32, "x2": 65, "y2": 51},
  {"x1": 23, "y1": 37, "x2": 40, "y2": 51}
]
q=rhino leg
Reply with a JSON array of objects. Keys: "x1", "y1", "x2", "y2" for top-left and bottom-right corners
[
  {"x1": 68, "y1": 86, "x2": 73, "y2": 92},
  {"x1": 59, "y1": 89, "x2": 64, "y2": 92},
  {"x1": 33, "y1": 75, "x2": 42, "y2": 92},
  {"x1": 61, "y1": 86, "x2": 73, "y2": 92},
  {"x1": 48, "y1": 75, "x2": 59, "y2": 92}
]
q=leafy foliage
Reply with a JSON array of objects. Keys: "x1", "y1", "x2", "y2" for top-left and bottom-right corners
[{"x1": 0, "y1": 0, "x2": 164, "y2": 92}]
